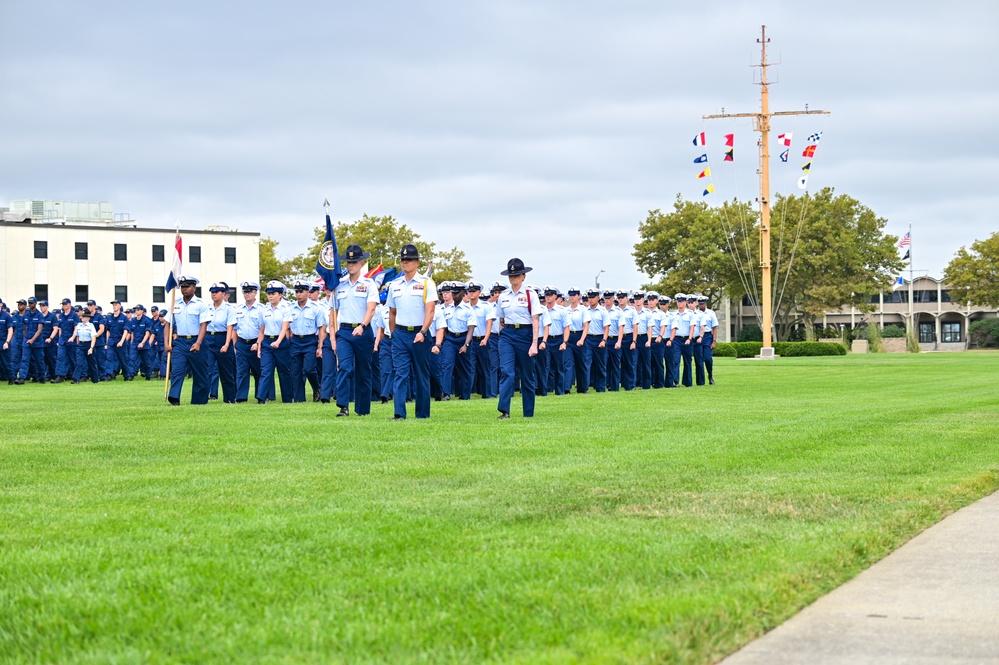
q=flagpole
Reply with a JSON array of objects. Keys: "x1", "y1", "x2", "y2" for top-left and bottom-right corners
[
  {"x1": 907, "y1": 222, "x2": 913, "y2": 336},
  {"x1": 164, "y1": 222, "x2": 180, "y2": 398}
]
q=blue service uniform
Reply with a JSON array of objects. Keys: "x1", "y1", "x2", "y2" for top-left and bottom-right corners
[
  {"x1": 387, "y1": 274, "x2": 437, "y2": 419},
  {"x1": 618, "y1": 306, "x2": 637, "y2": 390},
  {"x1": 257, "y1": 301, "x2": 294, "y2": 403},
  {"x1": 39, "y1": 310, "x2": 58, "y2": 380},
  {"x1": 89, "y1": 311, "x2": 108, "y2": 379},
  {"x1": 604, "y1": 305, "x2": 622, "y2": 391},
  {"x1": 288, "y1": 300, "x2": 325, "y2": 403},
  {"x1": 0, "y1": 311, "x2": 14, "y2": 382},
  {"x1": 585, "y1": 306, "x2": 609, "y2": 392},
  {"x1": 690, "y1": 309, "x2": 706, "y2": 385},
  {"x1": 564, "y1": 304, "x2": 590, "y2": 393},
  {"x1": 106, "y1": 311, "x2": 131, "y2": 378},
  {"x1": 130, "y1": 314, "x2": 155, "y2": 379},
  {"x1": 634, "y1": 307, "x2": 652, "y2": 389},
  {"x1": 440, "y1": 301, "x2": 475, "y2": 400},
  {"x1": 372, "y1": 303, "x2": 394, "y2": 402},
  {"x1": 73, "y1": 321, "x2": 101, "y2": 383},
  {"x1": 534, "y1": 307, "x2": 552, "y2": 397},
  {"x1": 55, "y1": 309, "x2": 80, "y2": 379},
  {"x1": 204, "y1": 303, "x2": 236, "y2": 401},
  {"x1": 671, "y1": 309, "x2": 698, "y2": 387},
  {"x1": 545, "y1": 305, "x2": 569, "y2": 395},
  {"x1": 318, "y1": 298, "x2": 338, "y2": 403},
  {"x1": 484, "y1": 303, "x2": 502, "y2": 398},
  {"x1": 167, "y1": 296, "x2": 213, "y2": 404},
  {"x1": 20, "y1": 308, "x2": 45, "y2": 381},
  {"x1": 334, "y1": 275, "x2": 378, "y2": 413},
  {"x1": 10, "y1": 310, "x2": 24, "y2": 380},
  {"x1": 496, "y1": 286, "x2": 541, "y2": 417},
  {"x1": 234, "y1": 301, "x2": 266, "y2": 402},
  {"x1": 649, "y1": 308, "x2": 667, "y2": 389},
  {"x1": 699, "y1": 307, "x2": 719, "y2": 384}
]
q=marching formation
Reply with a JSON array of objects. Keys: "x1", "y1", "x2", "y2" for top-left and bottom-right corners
[{"x1": 0, "y1": 244, "x2": 719, "y2": 418}]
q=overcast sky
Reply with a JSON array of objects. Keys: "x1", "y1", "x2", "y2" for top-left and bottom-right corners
[{"x1": 2, "y1": 1, "x2": 996, "y2": 290}]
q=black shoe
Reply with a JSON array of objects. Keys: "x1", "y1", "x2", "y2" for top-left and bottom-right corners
[
  {"x1": 209, "y1": 395, "x2": 218, "y2": 400},
  {"x1": 498, "y1": 411, "x2": 510, "y2": 419},
  {"x1": 257, "y1": 398, "x2": 266, "y2": 404},
  {"x1": 380, "y1": 396, "x2": 388, "y2": 404},
  {"x1": 167, "y1": 397, "x2": 180, "y2": 406},
  {"x1": 72, "y1": 379, "x2": 81, "y2": 384},
  {"x1": 52, "y1": 377, "x2": 63, "y2": 384},
  {"x1": 7, "y1": 380, "x2": 12, "y2": 385},
  {"x1": 320, "y1": 399, "x2": 330, "y2": 404},
  {"x1": 393, "y1": 414, "x2": 404, "y2": 420},
  {"x1": 336, "y1": 406, "x2": 349, "y2": 417},
  {"x1": 14, "y1": 379, "x2": 25, "y2": 385},
  {"x1": 312, "y1": 390, "x2": 320, "y2": 403},
  {"x1": 709, "y1": 377, "x2": 715, "y2": 385},
  {"x1": 406, "y1": 398, "x2": 414, "y2": 403},
  {"x1": 236, "y1": 399, "x2": 247, "y2": 403},
  {"x1": 441, "y1": 394, "x2": 451, "y2": 401},
  {"x1": 146, "y1": 376, "x2": 152, "y2": 381}
]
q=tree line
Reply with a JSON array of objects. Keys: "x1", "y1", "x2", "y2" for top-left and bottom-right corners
[{"x1": 259, "y1": 214, "x2": 473, "y2": 286}]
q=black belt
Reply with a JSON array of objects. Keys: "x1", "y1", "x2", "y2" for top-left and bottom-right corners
[
  {"x1": 290, "y1": 333, "x2": 317, "y2": 338},
  {"x1": 588, "y1": 334, "x2": 604, "y2": 338},
  {"x1": 207, "y1": 331, "x2": 226, "y2": 336},
  {"x1": 473, "y1": 335, "x2": 485, "y2": 340},
  {"x1": 339, "y1": 323, "x2": 363, "y2": 330},
  {"x1": 504, "y1": 323, "x2": 529, "y2": 329},
  {"x1": 264, "y1": 335, "x2": 279, "y2": 340},
  {"x1": 398, "y1": 326, "x2": 421, "y2": 332},
  {"x1": 239, "y1": 337, "x2": 256, "y2": 343},
  {"x1": 179, "y1": 335, "x2": 196, "y2": 339},
  {"x1": 447, "y1": 331, "x2": 466, "y2": 338}
]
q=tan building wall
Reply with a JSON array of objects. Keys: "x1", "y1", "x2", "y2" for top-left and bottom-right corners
[{"x1": 0, "y1": 221, "x2": 260, "y2": 308}]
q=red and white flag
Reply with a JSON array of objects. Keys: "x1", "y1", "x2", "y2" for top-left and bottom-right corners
[{"x1": 777, "y1": 133, "x2": 793, "y2": 147}]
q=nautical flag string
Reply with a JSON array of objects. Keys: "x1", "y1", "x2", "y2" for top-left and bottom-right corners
[
  {"x1": 697, "y1": 168, "x2": 711, "y2": 179},
  {"x1": 801, "y1": 161, "x2": 812, "y2": 172},
  {"x1": 694, "y1": 154, "x2": 708, "y2": 164},
  {"x1": 780, "y1": 149, "x2": 789, "y2": 163},
  {"x1": 693, "y1": 132, "x2": 706, "y2": 146},
  {"x1": 703, "y1": 184, "x2": 715, "y2": 196},
  {"x1": 802, "y1": 145, "x2": 817, "y2": 158},
  {"x1": 724, "y1": 148, "x2": 734, "y2": 162},
  {"x1": 778, "y1": 133, "x2": 793, "y2": 147},
  {"x1": 724, "y1": 134, "x2": 734, "y2": 147},
  {"x1": 808, "y1": 131, "x2": 823, "y2": 142}
]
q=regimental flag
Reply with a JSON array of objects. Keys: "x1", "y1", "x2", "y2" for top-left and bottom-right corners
[
  {"x1": 801, "y1": 160, "x2": 812, "y2": 172},
  {"x1": 797, "y1": 175, "x2": 809, "y2": 189},
  {"x1": 724, "y1": 133, "x2": 734, "y2": 147},
  {"x1": 896, "y1": 275, "x2": 905, "y2": 287},
  {"x1": 693, "y1": 132, "x2": 706, "y2": 146},
  {"x1": 376, "y1": 267, "x2": 399, "y2": 293},
  {"x1": 697, "y1": 168, "x2": 711, "y2": 179},
  {"x1": 165, "y1": 225, "x2": 183, "y2": 293},
  {"x1": 802, "y1": 145, "x2": 817, "y2": 158},
  {"x1": 724, "y1": 148, "x2": 734, "y2": 161},
  {"x1": 901, "y1": 249, "x2": 910, "y2": 261},
  {"x1": 703, "y1": 184, "x2": 715, "y2": 196},
  {"x1": 693, "y1": 154, "x2": 708, "y2": 164},
  {"x1": 898, "y1": 231, "x2": 911, "y2": 249},
  {"x1": 778, "y1": 132, "x2": 793, "y2": 146},
  {"x1": 780, "y1": 149, "x2": 789, "y2": 163},
  {"x1": 808, "y1": 131, "x2": 823, "y2": 142},
  {"x1": 365, "y1": 264, "x2": 384, "y2": 279},
  {"x1": 315, "y1": 204, "x2": 345, "y2": 287}
]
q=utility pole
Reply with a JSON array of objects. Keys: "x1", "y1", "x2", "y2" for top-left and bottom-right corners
[{"x1": 703, "y1": 25, "x2": 829, "y2": 358}]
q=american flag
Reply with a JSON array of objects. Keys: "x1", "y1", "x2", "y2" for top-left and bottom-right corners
[{"x1": 898, "y1": 231, "x2": 911, "y2": 249}]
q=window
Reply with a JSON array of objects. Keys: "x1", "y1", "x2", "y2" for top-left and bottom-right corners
[
  {"x1": 914, "y1": 289, "x2": 938, "y2": 303},
  {"x1": 919, "y1": 322, "x2": 935, "y2": 344},
  {"x1": 224, "y1": 246, "x2": 236, "y2": 264},
  {"x1": 941, "y1": 290, "x2": 952, "y2": 303},
  {"x1": 189, "y1": 246, "x2": 201, "y2": 263},
  {"x1": 942, "y1": 322, "x2": 961, "y2": 343},
  {"x1": 870, "y1": 294, "x2": 881, "y2": 305},
  {"x1": 114, "y1": 243, "x2": 127, "y2": 261},
  {"x1": 75, "y1": 242, "x2": 89, "y2": 260},
  {"x1": 34, "y1": 284, "x2": 49, "y2": 302},
  {"x1": 34, "y1": 241, "x2": 48, "y2": 259},
  {"x1": 115, "y1": 285, "x2": 128, "y2": 303},
  {"x1": 194, "y1": 286, "x2": 202, "y2": 298},
  {"x1": 76, "y1": 285, "x2": 89, "y2": 303},
  {"x1": 152, "y1": 286, "x2": 166, "y2": 303},
  {"x1": 152, "y1": 245, "x2": 165, "y2": 262}
]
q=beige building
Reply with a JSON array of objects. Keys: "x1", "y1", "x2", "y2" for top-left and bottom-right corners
[
  {"x1": 0, "y1": 206, "x2": 260, "y2": 308},
  {"x1": 727, "y1": 276, "x2": 997, "y2": 351}
]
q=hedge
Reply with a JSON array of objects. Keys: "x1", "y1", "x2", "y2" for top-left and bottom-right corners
[{"x1": 713, "y1": 341, "x2": 846, "y2": 357}]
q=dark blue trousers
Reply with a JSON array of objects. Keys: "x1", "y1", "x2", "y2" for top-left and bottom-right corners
[
  {"x1": 258, "y1": 337, "x2": 293, "y2": 403},
  {"x1": 498, "y1": 326, "x2": 536, "y2": 417},
  {"x1": 547, "y1": 340, "x2": 565, "y2": 395},
  {"x1": 93, "y1": 337, "x2": 106, "y2": 378},
  {"x1": 235, "y1": 338, "x2": 261, "y2": 401},
  {"x1": 169, "y1": 336, "x2": 210, "y2": 404},
  {"x1": 650, "y1": 339, "x2": 666, "y2": 388},
  {"x1": 606, "y1": 343, "x2": 621, "y2": 391},
  {"x1": 377, "y1": 335, "x2": 394, "y2": 400},
  {"x1": 534, "y1": 338, "x2": 549, "y2": 397},
  {"x1": 133, "y1": 343, "x2": 155, "y2": 379},
  {"x1": 486, "y1": 334, "x2": 500, "y2": 398},
  {"x1": 566, "y1": 331, "x2": 587, "y2": 393},
  {"x1": 289, "y1": 334, "x2": 319, "y2": 403},
  {"x1": 10, "y1": 336, "x2": 23, "y2": 379},
  {"x1": 391, "y1": 328, "x2": 431, "y2": 419},
  {"x1": 679, "y1": 337, "x2": 694, "y2": 387},
  {"x1": 0, "y1": 346, "x2": 13, "y2": 381},
  {"x1": 110, "y1": 341, "x2": 131, "y2": 378},
  {"x1": 56, "y1": 341, "x2": 76, "y2": 378},
  {"x1": 621, "y1": 338, "x2": 636, "y2": 390},
  {"x1": 440, "y1": 334, "x2": 472, "y2": 399},
  {"x1": 584, "y1": 335, "x2": 607, "y2": 392},
  {"x1": 336, "y1": 326, "x2": 374, "y2": 414},
  {"x1": 320, "y1": 336, "x2": 337, "y2": 401},
  {"x1": 205, "y1": 334, "x2": 236, "y2": 402},
  {"x1": 20, "y1": 345, "x2": 45, "y2": 381},
  {"x1": 694, "y1": 335, "x2": 706, "y2": 385},
  {"x1": 702, "y1": 332, "x2": 715, "y2": 382},
  {"x1": 74, "y1": 345, "x2": 100, "y2": 383},
  {"x1": 636, "y1": 334, "x2": 651, "y2": 389}
]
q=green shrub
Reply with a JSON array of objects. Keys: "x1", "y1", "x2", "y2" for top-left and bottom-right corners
[
  {"x1": 816, "y1": 325, "x2": 842, "y2": 339},
  {"x1": 774, "y1": 342, "x2": 848, "y2": 356},
  {"x1": 881, "y1": 324, "x2": 907, "y2": 338},
  {"x1": 737, "y1": 325, "x2": 762, "y2": 342},
  {"x1": 713, "y1": 342, "x2": 737, "y2": 357},
  {"x1": 969, "y1": 319, "x2": 999, "y2": 348},
  {"x1": 864, "y1": 324, "x2": 884, "y2": 353}
]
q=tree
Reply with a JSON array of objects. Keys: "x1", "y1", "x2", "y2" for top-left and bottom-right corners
[
  {"x1": 944, "y1": 231, "x2": 999, "y2": 307},
  {"x1": 288, "y1": 213, "x2": 472, "y2": 282},
  {"x1": 258, "y1": 236, "x2": 291, "y2": 285},
  {"x1": 633, "y1": 195, "x2": 755, "y2": 303}
]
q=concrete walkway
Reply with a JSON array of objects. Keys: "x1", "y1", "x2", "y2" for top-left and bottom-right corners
[{"x1": 720, "y1": 490, "x2": 999, "y2": 665}]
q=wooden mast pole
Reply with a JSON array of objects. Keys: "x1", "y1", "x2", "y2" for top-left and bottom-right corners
[{"x1": 703, "y1": 25, "x2": 829, "y2": 358}]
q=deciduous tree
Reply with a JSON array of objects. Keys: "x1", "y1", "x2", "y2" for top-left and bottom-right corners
[{"x1": 944, "y1": 231, "x2": 999, "y2": 307}]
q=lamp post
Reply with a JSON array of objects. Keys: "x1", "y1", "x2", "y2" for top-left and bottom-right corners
[{"x1": 595, "y1": 269, "x2": 605, "y2": 290}]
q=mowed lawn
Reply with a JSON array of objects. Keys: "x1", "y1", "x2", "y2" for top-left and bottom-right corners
[{"x1": 1, "y1": 353, "x2": 997, "y2": 664}]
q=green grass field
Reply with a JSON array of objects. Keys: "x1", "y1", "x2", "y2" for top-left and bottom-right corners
[{"x1": 1, "y1": 353, "x2": 997, "y2": 664}]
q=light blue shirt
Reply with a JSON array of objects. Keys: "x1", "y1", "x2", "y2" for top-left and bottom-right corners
[
  {"x1": 289, "y1": 300, "x2": 326, "y2": 335},
  {"x1": 168, "y1": 296, "x2": 212, "y2": 336},
  {"x1": 261, "y1": 301, "x2": 294, "y2": 336},
  {"x1": 672, "y1": 309, "x2": 696, "y2": 337},
  {"x1": 469, "y1": 300, "x2": 490, "y2": 336},
  {"x1": 74, "y1": 322, "x2": 96, "y2": 342},
  {"x1": 699, "y1": 308, "x2": 719, "y2": 333},
  {"x1": 444, "y1": 302, "x2": 474, "y2": 334},
  {"x1": 586, "y1": 306, "x2": 608, "y2": 336},
  {"x1": 334, "y1": 275, "x2": 379, "y2": 324},
  {"x1": 565, "y1": 304, "x2": 590, "y2": 332},
  {"x1": 605, "y1": 306, "x2": 622, "y2": 337},
  {"x1": 387, "y1": 274, "x2": 438, "y2": 327},
  {"x1": 485, "y1": 302, "x2": 501, "y2": 334},
  {"x1": 372, "y1": 304, "x2": 391, "y2": 337},
  {"x1": 496, "y1": 287, "x2": 541, "y2": 325},
  {"x1": 427, "y1": 306, "x2": 447, "y2": 336},
  {"x1": 234, "y1": 301, "x2": 264, "y2": 340},
  {"x1": 206, "y1": 301, "x2": 237, "y2": 333},
  {"x1": 619, "y1": 306, "x2": 636, "y2": 334},
  {"x1": 634, "y1": 308, "x2": 651, "y2": 335},
  {"x1": 546, "y1": 305, "x2": 569, "y2": 336},
  {"x1": 538, "y1": 308, "x2": 552, "y2": 338}
]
